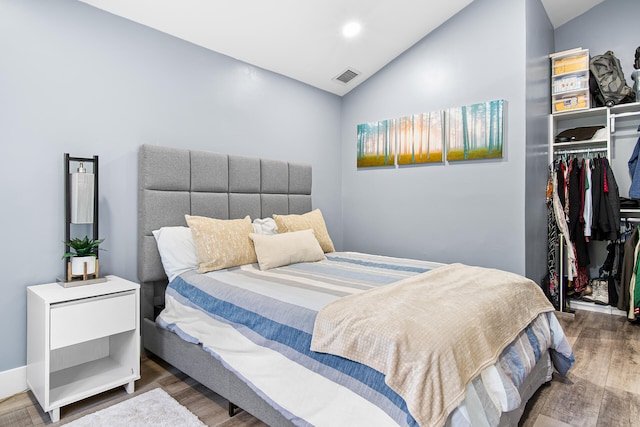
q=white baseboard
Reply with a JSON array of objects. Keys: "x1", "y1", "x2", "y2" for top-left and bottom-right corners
[
  {"x1": 569, "y1": 299, "x2": 627, "y2": 316},
  {"x1": 0, "y1": 365, "x2": 28, "y2": 400}
]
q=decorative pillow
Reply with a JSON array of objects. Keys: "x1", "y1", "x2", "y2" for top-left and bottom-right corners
[
  {"x1": 249, "y1": 229, "x2": 325, "y2": 270},
  {"x1": 252, "y1": 217, "x2": 278, "y2": 235},
  {"x1": 273, "y1": 209, "x2": 335, "y2": 253},
  {"x1": 185, "y1": 215, "x2": 257, "y2": 273},
  {"x1": 152, "y1": 226, "x2": 198, "y2": 282}
]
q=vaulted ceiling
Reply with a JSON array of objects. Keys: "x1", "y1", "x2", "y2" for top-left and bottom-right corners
[{"x1": 78, "y1": 0, "x2": 604, "y2": 96}]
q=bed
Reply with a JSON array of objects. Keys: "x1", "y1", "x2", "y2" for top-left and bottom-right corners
[{"x1": 137, "y1": 144, "x2": 574, "y2": 427}]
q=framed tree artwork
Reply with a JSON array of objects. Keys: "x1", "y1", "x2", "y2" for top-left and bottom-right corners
[
  {"x1": 445, "y1": 99, "x2": 504, "y2": 161},
  {"x1": 357, "y1": 99, "x2": 504, "y2": 168}
]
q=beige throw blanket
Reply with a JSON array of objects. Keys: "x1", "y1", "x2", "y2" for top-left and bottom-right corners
[{"x1": 310, "y1": 263, "x2": 554, "y2": 427}]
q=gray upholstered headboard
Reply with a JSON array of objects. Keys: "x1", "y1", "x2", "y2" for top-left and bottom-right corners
[{"x1": 137, "y1": 144, "x2": 312, "y2": 320}]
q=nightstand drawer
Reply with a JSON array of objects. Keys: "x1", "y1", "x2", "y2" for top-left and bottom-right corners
[{"x1": 50, "y1": 291, "x2": 136, "y2": 350}]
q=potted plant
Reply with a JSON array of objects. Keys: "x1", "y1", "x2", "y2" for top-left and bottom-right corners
[{"x1": 62, "y1": 236, "x2": 104, "y2": 278}]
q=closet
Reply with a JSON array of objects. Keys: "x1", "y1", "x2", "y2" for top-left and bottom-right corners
[{"x1": 548, "y1": 102, "x2": 640, "y2": 316}]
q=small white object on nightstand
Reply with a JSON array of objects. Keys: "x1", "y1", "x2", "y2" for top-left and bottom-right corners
[{"x1": 26, "y1": 275, "x2": 140, "y2": 422}]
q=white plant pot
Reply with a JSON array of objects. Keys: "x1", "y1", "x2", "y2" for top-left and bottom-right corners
[{"x1": 71, "y1": 256, "x2": 96, "y2": 276}]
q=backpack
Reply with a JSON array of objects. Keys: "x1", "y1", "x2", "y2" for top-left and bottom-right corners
[{"x1": 589, "y1": 51, "x2": 636, "y2": 107}]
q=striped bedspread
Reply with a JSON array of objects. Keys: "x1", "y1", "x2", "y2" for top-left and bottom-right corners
[{"x1": 156, "y1": 252, "x2": 574, "y2": 427}]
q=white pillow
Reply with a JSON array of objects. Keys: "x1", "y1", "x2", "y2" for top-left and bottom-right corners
[
  {"x1": 249, "y1": 229, "x2": 326, "y2": 271},
  {"x1": 152, "y1": 226, "x2": 198, "y2": 281},
  {"x1": 252, "y1": 217, "x2": 278, "y2": 235}
]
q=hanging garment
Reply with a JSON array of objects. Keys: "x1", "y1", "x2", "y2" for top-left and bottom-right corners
[
  {"x1": 579, "y1": 158, "x2": 586, "y2": 222},
  {"x1": 546, "y1": 171, "x2": 560, "y2": 310},
  {"x1": 628, "y1": 125, "x2": 640, "y2": 198},
  {"x1": 612, "y1": 241, "x2": 621, "y2": 307},
  {"x1": 600, "y1": 241, "x2": 620, "y2": 306},
  {"x1": 630, "y1": 238, "x2": 640, "y2": 321},
  {"x1": 565, "y1": 159, "x2": 572, "y2": 217},
  {"x1": 568, "y1": 158, "x2": 590, "y2": 268},
  {"x1": 591, "y1": 158, "x2": 620, "y2": 241},
  {"x1": 619, "y1": 227, "x2": 639, "y2": 313},
  {"x1": 583, "y1": 158, "x2": 593, "y2": 240},
  {"x1": 591, "y1": 158, "x2": 604, "y2": 236},
  {"x1": 616, "y1": 229, "x2": 632, "y2": 301},
  {"x1": 551, "y1": 169, "x2": 578, "y2": 281},
  {"x1": 557, "y1": 160, "x2": 566, "y2": 208},
  {"x1": 635, "y1": 249, "x2": 640, "y2": 317},
  {"x1": 604, "y1": 157, "x2": 621, "y2": 238}
]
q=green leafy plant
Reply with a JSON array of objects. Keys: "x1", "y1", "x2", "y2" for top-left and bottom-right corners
[{"x1": 62, "y1": 236, "x2": 105, "y2": 260}]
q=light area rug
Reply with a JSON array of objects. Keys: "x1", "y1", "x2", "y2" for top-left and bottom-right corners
[{"x1": 64, "y1": 388, "x2": 206, "y2": 427}]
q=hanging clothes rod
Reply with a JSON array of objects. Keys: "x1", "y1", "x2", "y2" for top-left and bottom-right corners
[
  {"x1": 611, "y1": 110, "x2": 640, "y2": 119},
  {"x1": 553, "y1": 146, "x2": 608, "y2": 155},
  {"x1": 610, "y1": 110, "x2": 640, "y2": 132}
]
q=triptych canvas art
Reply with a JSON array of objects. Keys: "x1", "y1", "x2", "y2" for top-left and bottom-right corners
[{"x1": 357, "y1": 99, "x2": 504, "y2": 168}]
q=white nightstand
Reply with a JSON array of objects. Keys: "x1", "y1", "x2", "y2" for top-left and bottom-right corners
[{"x1": 26, "y1": 275, "x2": 140, "y2": 422}]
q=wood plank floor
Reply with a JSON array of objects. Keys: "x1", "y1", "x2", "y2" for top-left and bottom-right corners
[{"x1": 1, "y1": 309, "x2": 638, "y2": 426}]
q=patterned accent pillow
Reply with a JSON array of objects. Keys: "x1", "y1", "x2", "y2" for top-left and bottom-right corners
[
  {"x1": 273, "y1": 209, "x2": 335, "y2": 253},
  {"x1": 249, "y1": 229, "x2": 325, "y2": 270},
  {"x1": 185, "y1": 215, "x2": 257, "y2": 273}
]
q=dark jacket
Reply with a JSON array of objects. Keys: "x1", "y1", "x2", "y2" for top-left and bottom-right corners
[
  {"x1": 628, "y1": 125, "x2": 640, "y2": 198},
  {"x1": 591, "y1": 158, "x2": 620, "y2": 241},
  {"x1": 619, "y1": 227, "x2": 639, "y2": 313}
]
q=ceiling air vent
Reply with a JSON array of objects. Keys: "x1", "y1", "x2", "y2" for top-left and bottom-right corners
[{"x1": 334, "y1": 68, "x2": 360, "y2": 84}]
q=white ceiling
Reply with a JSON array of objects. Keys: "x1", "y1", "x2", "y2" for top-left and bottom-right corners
[{"x1": 78, "y1": 0, "x2": 605, "y2": 96}]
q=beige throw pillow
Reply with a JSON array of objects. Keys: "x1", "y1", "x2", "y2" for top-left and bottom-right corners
[
  {"x1": 249, "y1": 229, "x2": 325, "y2": 270},
  {"x1": 273, "y1": 209, "x2": 335, "y2": 253},
  {"x1": 185, "y1": 215, "x2": 257, "y2": 273}
]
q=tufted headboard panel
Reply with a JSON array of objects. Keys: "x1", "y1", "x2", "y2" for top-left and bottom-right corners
[{"x1": 137, "y1": 144, "x2": 312, "y2": 319}]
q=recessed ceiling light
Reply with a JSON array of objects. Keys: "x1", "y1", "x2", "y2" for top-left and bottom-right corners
[{"x1": 342, "y1": 21, "x2": 361, "y2": 38}]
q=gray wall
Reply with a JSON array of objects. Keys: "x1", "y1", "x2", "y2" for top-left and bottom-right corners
[
  {"x1": 555, "y1": 0, "x2": 640, "y2": 200},
  {"x1": 0, "y1": 0, "x2": 341, "y2": 372},
  {"x1": 555, "y1": 0, "x2": 639, "y2": 80},
  {"x1": 341, "y1": 0, "x2": 529, "y2": 273},
  {"x1": 524, "y1": 0, "x2": 555, "y2": 284}
]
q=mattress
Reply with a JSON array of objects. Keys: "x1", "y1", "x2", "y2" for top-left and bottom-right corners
[{"x1": 156, "y1": 252, "x2": 574, "y2": 427}]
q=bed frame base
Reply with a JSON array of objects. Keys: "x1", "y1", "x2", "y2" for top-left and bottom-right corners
[
  {"x1": 143, "y1": 318, "x2": 550, "y2": 427},
  {"x1": 229, "y1": 402, "x2": 239, "y2": 417},
  {"x1": 142, "y1": 318, "x2": 294, "y2": 427}
]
